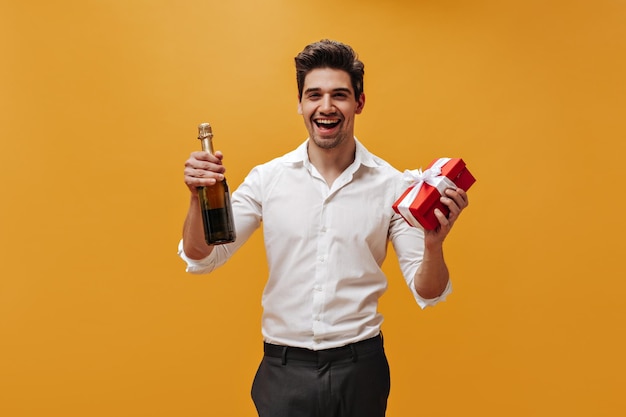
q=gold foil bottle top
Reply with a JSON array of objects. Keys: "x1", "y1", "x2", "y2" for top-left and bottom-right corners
[
  {"x1": 197, "y1": 122, "x2": 214, "y2": 154},
  {"x1": 197, "y1": 122, "x2": 213, "y2": 140}
]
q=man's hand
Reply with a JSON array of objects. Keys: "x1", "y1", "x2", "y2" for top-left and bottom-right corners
[
  {"x1": 424, "y1": 188, "x2": 469, "y2": 247},
  {"x1": 184, "y1": 150, "x2": 226, "y2": 195}
]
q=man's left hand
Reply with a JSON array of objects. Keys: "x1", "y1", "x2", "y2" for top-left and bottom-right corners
[{"x1": 425, "y1": 188, "x2": 469, "y2": 247}]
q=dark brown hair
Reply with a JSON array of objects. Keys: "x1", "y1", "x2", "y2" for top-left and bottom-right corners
[{"x1": 295, "y1": 39, "x2": 364, "y2": 101}]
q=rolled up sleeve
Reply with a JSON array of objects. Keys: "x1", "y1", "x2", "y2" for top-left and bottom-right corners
[{"x1": 177, "y1": 239, "x2": 217, "y2": 274}]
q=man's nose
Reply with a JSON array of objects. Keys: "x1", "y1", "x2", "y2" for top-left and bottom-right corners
[{"x1": 320, "y1": 95, "x2": 334, "y2": 113}]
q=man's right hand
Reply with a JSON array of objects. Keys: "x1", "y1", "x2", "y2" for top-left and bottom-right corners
[{"x1": 184, "y1": 150, "x2": 226, "y2": 195}]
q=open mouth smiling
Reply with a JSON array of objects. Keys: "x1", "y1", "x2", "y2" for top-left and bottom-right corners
[{"x1": 314, "y1": 118, "x2": 341, "y2": 129}]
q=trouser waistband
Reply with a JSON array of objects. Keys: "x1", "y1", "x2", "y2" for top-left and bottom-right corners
[{"x1": 263, "y1": 334, "x2": 383, "y2": 365}]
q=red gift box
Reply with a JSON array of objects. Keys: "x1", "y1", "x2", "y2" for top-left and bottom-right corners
[{"x1": 392, "y1": 158, "x2": 476, "y2": 230}]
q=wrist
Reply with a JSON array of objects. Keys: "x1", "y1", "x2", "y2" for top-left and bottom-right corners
[{"x1": 423, "y1": 239, "x2": 444, "y2": 255}]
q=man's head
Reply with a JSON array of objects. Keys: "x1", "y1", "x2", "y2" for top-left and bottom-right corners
[
  {"x1": 295, "y1": 40, "x2": 366, "y2": 151},
  {"x1": 295, "y1": 39, "x2": 364, "y2": 101}
]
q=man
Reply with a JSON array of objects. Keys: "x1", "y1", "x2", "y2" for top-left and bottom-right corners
[{"x1": 179, "y1": 39, "x2": 468, "y2": 417}]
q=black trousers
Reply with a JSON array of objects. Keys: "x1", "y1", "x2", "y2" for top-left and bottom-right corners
[{"x1": 251, "y1": 335, "x2": 390, "y2": 417}]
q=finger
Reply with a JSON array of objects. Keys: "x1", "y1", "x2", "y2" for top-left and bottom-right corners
[
  {"x1": 439, "y1": 195, "x2": 461, "y2": 225},
  {"x1": 185, "y1": 165, "x2": 225, "y2": 180},
  {"x1": 440, "y1": 193, "x2": 460, "y2": 212},
  {"x1": 444, "y1": 188, "x2": 468, "y2": 208},
  {"x1": 188, "y1": 161, "x2": 226, "y2": 174},
  {"x1": 187, "y1": 151, "x2": 223, "y2": 165},
  {"x1": 184, "y1": 173, "x2": 223, "y2": 188},
  {"x1": 446, "y1": 205, "x2": 460, "y2": 226},
  {"x1": 440, "y1": 194, "x2": 464, "y2": 223},
  {"x1": 194, "y1": 168, "x2": 224, "y2": 179},
  {"x1": 189, "y1": 151, "x2": 212, "y2": 161},
  {"x1": 185, "y1": 158, "x2": 226, "y2": 175},
  {"x1": 433, "y1": 208, "x2": 452, "y2": 230}
]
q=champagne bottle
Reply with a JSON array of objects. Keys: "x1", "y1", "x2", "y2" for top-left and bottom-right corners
[{"x1": 197, "y1": 122, "x2": 236, "y2": 245}]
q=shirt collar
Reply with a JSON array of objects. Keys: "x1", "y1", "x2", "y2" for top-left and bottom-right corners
[{"x1": 282, "y1": 137, "x2": 380, "y2": 169}]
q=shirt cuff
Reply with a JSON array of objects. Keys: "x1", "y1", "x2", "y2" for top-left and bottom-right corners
[
  {"x1": 177, "y1": 239, "x2": 215, "y2": 274},
  {"x1": 412, "y1": 279, "x2": 452, "y2": 309}
]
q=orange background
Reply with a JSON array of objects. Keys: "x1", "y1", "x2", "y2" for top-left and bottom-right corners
[{"x1": 1, "y1": 1, "x2": 625, "y2": 416}]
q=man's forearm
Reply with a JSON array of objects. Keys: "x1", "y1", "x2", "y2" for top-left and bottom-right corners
[
  {"x1": 182, "y1": 195, "x2": 214, "y2": 260},
  {"x1": 413, "y1": 244, "x2": 449, "y2": 299}
]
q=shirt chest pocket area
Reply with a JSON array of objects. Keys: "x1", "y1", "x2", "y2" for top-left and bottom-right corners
[{"x1": 325, "y1": 195, "x2": 390, "y2": 243}]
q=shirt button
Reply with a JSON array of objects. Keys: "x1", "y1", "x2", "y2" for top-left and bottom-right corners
[{"x1": 319, "y1": 256, "x2": 325, "y2": 262}]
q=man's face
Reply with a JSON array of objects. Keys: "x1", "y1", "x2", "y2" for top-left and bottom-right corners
[{"x1": 298, "y1": 68, "x2": 365, "y2": 150}]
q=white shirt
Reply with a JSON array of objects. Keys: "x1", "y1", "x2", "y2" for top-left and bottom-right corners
[{"x1": 178, "y1": 138, "x2": 451, "y2": 350}]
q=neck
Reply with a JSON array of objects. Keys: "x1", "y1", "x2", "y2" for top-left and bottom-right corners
[{"x1": 307, "y1": 137, "x2": 356, "y2": 186}]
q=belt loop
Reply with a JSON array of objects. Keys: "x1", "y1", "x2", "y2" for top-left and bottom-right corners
[
  {"x1": 281, "y1": 346, "x2": 288, "y2": 365},
  {"x1": 350, "y1": 344, "x2": 358, "y2": 363}
]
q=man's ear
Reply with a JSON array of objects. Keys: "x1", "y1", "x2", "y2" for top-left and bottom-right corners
[
  {"x1": 355, "y1": 93, "x2": 366, "y2": 114},
  {"x1": 297, "y1": 97, "x2": 303, "y2": 115}
]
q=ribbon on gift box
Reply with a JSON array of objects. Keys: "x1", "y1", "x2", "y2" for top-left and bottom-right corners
[{"x1": 396, "y1": 158, "x2": 458, "y2": 228}]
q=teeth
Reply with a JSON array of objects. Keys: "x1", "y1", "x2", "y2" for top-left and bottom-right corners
[{"x1": 316, "y1": 119, "x2": 338, "y2": 125}]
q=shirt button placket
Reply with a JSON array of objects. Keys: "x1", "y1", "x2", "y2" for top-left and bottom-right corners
[{"x1": 312, "y1": 202, "x2": 329, "y2": 340}]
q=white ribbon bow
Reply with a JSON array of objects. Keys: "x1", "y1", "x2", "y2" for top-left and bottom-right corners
[{"x1": 396, "y1": 158, "x2": 457, "y2": 228}]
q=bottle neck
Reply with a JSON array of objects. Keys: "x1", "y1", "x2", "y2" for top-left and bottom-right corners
[{"x1": 200, "y1": 138, "x2": 214, "y2": 154}]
